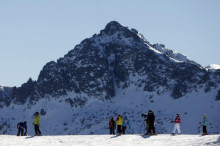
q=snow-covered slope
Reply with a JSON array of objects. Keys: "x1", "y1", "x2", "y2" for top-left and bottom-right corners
[
  {"x1": 152, "y1": 44, "x2": 190, "y2": 62},
  {"x1": 206, "y1": 64, "x2": 220, "y2": 72},
  {"x1": 0, "y1": 21, "x2": 220, "y2": 135},
  {"x1": 0, "y1": 85, "x2": 220, "y2": 135},
  {"x1": 0, "y1": 135, "x2": 220, "y2": 146}
]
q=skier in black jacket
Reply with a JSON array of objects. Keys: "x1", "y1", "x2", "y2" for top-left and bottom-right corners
[
  {"x1": 146, "y1": 110, "x2": 156, "y2": 135},
  {"x1": 17, "y1": 121, "x2": 27, "y2": 136}
]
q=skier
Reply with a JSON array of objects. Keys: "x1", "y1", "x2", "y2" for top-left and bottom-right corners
[
  {"x1": 109, "y1": 117, "x2": 116, "y2": 135},
  {"x1": 33, "y1": 112, "x2": 42, "y2": 136},
  {"x1": 116, "y1": 114, "x2": 123, "y2": 136},
  {"x1": 17, "y1": 121, "x2": 27, "y2": 136},
  {"x1": 172, "y1": 113, "x2": 181, "y2": 135},
  {"x1": 201, "y1": 114, "x2": 208, "y2": 135},
  {"x1": 146, "y1": 110, "x2": 156, "y2": 135},
  {"x1": 122, "y1": 116, "x2": 130, "y2": 134},
  {"x1": 142, "y1": 113, "x2": 148, "y2": 134}
]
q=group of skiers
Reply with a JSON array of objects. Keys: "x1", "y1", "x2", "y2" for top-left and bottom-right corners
[
  {"x1": 16, "y1": 110, "x2": 208, "y2": 136},
  {"x1": 171, "y1": 113, "x2": 208, "y2": 135},
  {"x1": 171, "y1": 113, "x2": 209, "y2": 136},
  {"x1": 109, "y1": 115, "x2": 130, "y2": 136},
  {"x1": 17, "y1": 112, "x2": 42, "y2": 136},
  {"x1": 110, "y1": 110, "x2": 209, "y2": 136}
]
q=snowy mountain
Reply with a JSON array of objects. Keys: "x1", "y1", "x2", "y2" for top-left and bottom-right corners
[
  {"x1": 0, "y1": 21, "x2": 220, "y2": 135},
  {"x1": 0, "y1": 85, "x2": 12, "y2": 96},
  {"x1": 0, "y1": 85, "x2": 12, "y2": 106},
  {"x1": 206, "y1": 64, "x2": 220, "y2": 72}
]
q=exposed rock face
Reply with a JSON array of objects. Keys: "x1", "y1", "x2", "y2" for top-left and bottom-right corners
[
  {"x1": 0, "y1": 86, "x2": 12, "y2": 98},
  {"x1": 1, "y1": 21, "x2": 220, "y2": 135},
  {"x1": 0, "y1": 85, "x2": 13, "y2": 107},
  {"x1": 1, "y1": 21, "x2": 220, "y2": 107}
]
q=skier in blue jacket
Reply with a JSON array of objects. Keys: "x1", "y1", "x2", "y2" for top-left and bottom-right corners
[
  {"x1": 201, "y1": 114, "x2": 208, "y2": 135},
  {"x1": 17, "y1": 121, "x2": 27, "y2": 136},
  {"x1": 122, "y1": 116, "x2": 130, "y2": 134}
]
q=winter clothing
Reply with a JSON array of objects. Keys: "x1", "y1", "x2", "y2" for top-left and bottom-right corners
[
  {"x1": 122, "y1": 116, "x2": 130, "y2": 127},
  {"x1": 172, "y1": 114, "x2": 181, "y2": 134},
  {"x1": 116, "y1": 115, "x2": 123, "y2": 135},
  {"x1": 174, "y1": 116, "x2": 181, "y2": 123},
  {"x1": 34, "y1": 124, "x2": 41, "y2": 136},
  {"x1": 146, "y1": 111, "x2": 155, "y2": 126},
  {"x1": 17, "y1": 121, "x2": 27, "y2": 136},
  {"x1": 33, "y1": 112, "x2": 42, "y2": 136},
  {"x1": 142, "y1": 113, "x2": 148, "y2": 134},
  {"x1": 202, "y1": 116, "x2": 208, "y2": 134},
  {"x1": 146, "y1": 110, "x2": 156, "y2": 134},
  {"x1": 203, "y1": 126, "x2": 207, "y2": 135},
  {"x1": 122, "y1": 116, "x2": 130, "y2": 134},
  {"x1": 17, "y1": 127, "x2": 24, "y2": 136},
  {"x1": 116, "y1": 115, "x2": 123, "y2": 126},
  {"x1": 33, "y1": 115, "x2": 40, "y2": 125},
  {"x1": 122, "y1": 126, "x2": 127, "y2": 134},
  {"x1": 109, "y1": 118, "x2": 116, "y2": 135},
  {"x1": 172, "y1": 123, "x2": 181, "y2": 134},
  {"x1": 201, "y1": 117, "x2": 208, "y2": 126}
]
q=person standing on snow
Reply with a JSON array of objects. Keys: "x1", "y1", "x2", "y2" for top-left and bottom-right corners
[
  {"x1": 17, "y1": 121, "x2": 27, "y2": 136},
  {"x1": 146, "y1": 110, "x2": 156, "y2": 135},
  {"x1": 116, "y1": 114, "x2": 123, "y2": 136},
  {"x1": 201, "y1": 114, "x2": 208, "y2": 135},
  {"x1": 33, "y1": 112, "x2": 42, "y2": 136},
  {"x1": 141, "y1": 113, "x2": 148, "y2": 134},
  {"x1": 109, "y1": 117, "x2": 116, "y2": 135},
  {"x1": 172, "y1": 113, "x2": 181, "y2": 135},
  {"x1": 122, "y1": 116, "x2": 130, "y2": 134}
]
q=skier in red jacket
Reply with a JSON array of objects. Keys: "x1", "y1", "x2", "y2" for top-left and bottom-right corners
[
  {"x1": 172, "y1": 113, "x2": 181, "y2": 135},
  {"x1": 109, "y1": 117, "x2": 116, "y2": 135}
]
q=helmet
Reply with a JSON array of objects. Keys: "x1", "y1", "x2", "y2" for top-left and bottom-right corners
[
  {"x1": 35, "y1": 112, "x2": 39, "y2": 115},
  {"x1": 204, "y1": 114, "x2": 207, "y2": 117},
  {"x1": 177, "y1": 113, "x2": 180, "y2": 116}
]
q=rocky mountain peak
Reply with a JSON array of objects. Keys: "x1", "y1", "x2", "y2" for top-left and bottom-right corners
[
  {"x1": 0, "y1": 21, "x2": 219, "y2": 108},
  {"x1": 98, "y1": 21, "x2": 143, "y2": 45},
  {"x1": 102, "y1": 21, "x2": 125, "y2": 34},
  {"x1": 0, "y1": 21, "x2": 220, "y2": 135}
]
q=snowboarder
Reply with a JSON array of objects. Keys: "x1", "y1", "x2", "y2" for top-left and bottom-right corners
[
  {"x1": 109, "y1": 117, "x2": 116, "y2": 135},
  {"x1": 17, "y1": 121, "x2": 27, "y2": 136},
  {"x1": 122, "y1": 116, "x2": 130, "y2": 134},
  {"x1": 116, "y1": 114, "x2": 123, "y2": 136},
  {"x1": 146, "y1": 110, "x2": 156, "y2": 135},
  {"x1": 201, "y1": 114, "x2": 208, "y2": 135},
  {"x1": 172, "y1": 113, "x2": 181, "y2": 135},
  {"x1": 33, "y1": 112, "x2": 42, "y2": 136}
]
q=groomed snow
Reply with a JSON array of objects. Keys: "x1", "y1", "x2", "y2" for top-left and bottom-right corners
[{"x1": 0, "y1": 134, "x2": 219, "y2": 146}]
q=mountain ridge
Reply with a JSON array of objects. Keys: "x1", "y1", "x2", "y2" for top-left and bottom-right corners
[
  {"x1": 1, "y1": 20, "x2": 219, "y2": 106},
  {"x1": 0, "y1": 21, "x2": 219, "y2": 135}
]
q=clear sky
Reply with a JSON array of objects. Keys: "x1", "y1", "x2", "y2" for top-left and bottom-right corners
[{"x1": 0, "y1": 0, "x2": 220, "y2": 87}]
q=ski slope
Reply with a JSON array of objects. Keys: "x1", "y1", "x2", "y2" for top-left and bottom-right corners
[
  {"x1": 0, "y1": 134, "x2": 219, "y2": 146},
  {"x1": 0, "y1": 86, "x2": 220, "y2": 135}
]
